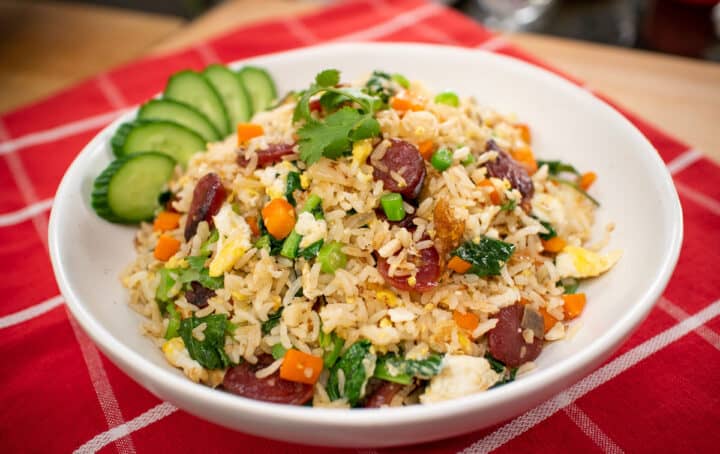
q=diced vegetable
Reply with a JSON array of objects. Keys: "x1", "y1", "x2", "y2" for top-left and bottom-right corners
[
  {"x1": 516, "y1": 123, "x2": 531, "y2": 143},
  {"x1": 280, "y1": 231, "x2": 302, "y2": 259},
  {"x1": 563, "y1": 293, "x2": 587, "y2": 319},
  {"x1": 434, "y1": 91, "x2": 459, "y2": 107},
  {"x1": 391, "y1": 73, "x2": 410, "y2": 89},
  {"x1": 155, "y1": 268, "x2": 177, "y2": 303},
  {"x1": 538, "y1": 307, "x2": 558, "y2": 333},
  {"x1": 560, "y1": 277, "x2": 580, "y2": 294},
  {"x1": 154, "y1": 235, "x2": 181, "y2": 261},
  {"x1": 537, "y1": 160, "x2": 580, "y2": 176},
  {"x1": 453, "y1": 310, "x2": 479, "y2": 332},
  {"x1": 535, "y1": 217, "x2": 557, "y2": 240},
  {"x1": 510, "y1": 146, "x2": 537, "y2": 175},
  {"x1": 318, "y1": 241, "x2": 347, "y2": 274},
  {"x1": 461, "y1": 154, "x2": 476, "y2": 166},
  {"x1": 153, "y1": 211, "x2": 181, "y2": 232},
  {"x1": 178, "y1": 314, "x2": 233, "y2": 369},
  {"x1": 478, "y1": 179, "x2": 501, "y2": 205},
  {"x1": 430, "y1": 148, "x2": 453, "y2": 171},
  {"x1": 236, "y1": 123, "x2": 264, "y2": 144},
  {"x1": 272, "y1": 343, "x2": 287, "y2": 360},
  {"x1": 541, "y1": 236, "x2": 566, "y2": 253},
  {"x1": 261, "y1": 198, "x2": 296, "y2": 240},
  {"x1": 280, "y1": 194, "x2": 324, "y2": 259},
  {"x1": 447, "y1": 256, "x2": 472, "y2": 274},
  {"x1": 380, "y1": 193, "x2": 405, "y2": 221},
  {"x1": 326, "y1": 340, "x2": 376, "y2": 406},
  {"x1": 579, "y1": 171, "x2": 597, "y2": 190},
  {"x1": 485, "y1": 353, "x2": 519, "y2": 389},
  {"x1": 285, "y1": 171, "x2": 302, "y2": 206},
  {"x1": 450, "y1": 238, "x2": 515, "y2": 277},
  {"x1": 418, "y1": 140, "x2": 434, "y2": 160},
  {"x1": 165, "y1": 303, "x2": 181, "y2": 340},
  {"x1": 298, "y1": 240, "x2": 324, "y2": 260},
  {"x1": 500, "y1": 198, "x2": 517, "y2": 212},
  {"x1": 280, "y1": 349, "x2": 324, "y2": 385},
  {"x1": 389, "y1": 93, "x2": 424, "y2": 112},
  {"x1": 318, "y1": 329, "x2": 344, "y2": 368},
  {"x1": 246, "y1": 216, "x2": 260, "y2": 236},
  {"x1": 261, "y1": 308, "x2": 283, "y2": 335}
]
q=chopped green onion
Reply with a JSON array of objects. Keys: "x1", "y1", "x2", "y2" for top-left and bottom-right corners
[
  {"x1": 380, "y1": 193, "x2": 405, "y2": 221},
  {"x1": 272, "y1": 343, "x2": 288, "y2": 360},
  {"x1": 199, "y1": 229, "x2": 219, "y2": 256},
  {"x1": 431, "y1": 148, "x2": 453, "y2": 171},
  {"x1": 461, "y1": 154, "x2": 476, "y2": 166},
  {"x1": 319, "y1": 330, "x2": 344, "y2": 368},
  {"x1": 298, "y1": 239, "x2": 324, "y2": 260},
  {"x1": 302, "y1": 194, "x2": 322, "y2": 213},
  {"x1": 391, "y1": 73, "x2": 410, "y2": 89},
  {"x1": 280, "y1": 231, "x2": 302, "y2": 259},
  {"x1": 560, "y1": 277, "x2": 580, "y2": 294},
  {"x1": 317, "y1": 241, "x2": 347, "y2": 274},
  {"x1": 373, "y1": 358, "x2": 412, "y2": 385},
  {"x1": 434, "y1": 91, "x2": 459, "y2": 107},
  {"x1": 165, "y1": 303, "x2": 181, "y2": 340},
  {"x1": 155, "y1": 268, "x2": 176, "y2": 303}
]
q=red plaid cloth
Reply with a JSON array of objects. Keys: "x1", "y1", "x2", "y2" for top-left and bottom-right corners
[{"x1": 1, "y1": 0, "x2": 718, "y2": 452}]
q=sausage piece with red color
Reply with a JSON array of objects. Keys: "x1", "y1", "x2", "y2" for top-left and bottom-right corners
[
  {"x1": 487, "y1": 303, "x2": 543, "y2": 368},
  {"x1": 371, "y1": 139, "x2": 426, "y2": 200},
  {"x1": 376, "y1": 240, "x2": 441, "y2": 293},
  {"x1": 484, "y1": 140, "x2": 534, "y2": 211},
  {"x1": 364, "y1": 381, "x2": 405, "y2": 408},
  {"x1": 223, "y1": 355, "x2": 313, "y2": 405},
  {"x1": 237, "y1": 143, "x2": 295, "y2": 168},
  {"x1": 184, "y1": 173, "x2": 226, "y2": 241}
]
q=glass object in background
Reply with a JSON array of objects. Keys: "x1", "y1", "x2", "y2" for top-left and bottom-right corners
[{"x1": 474, "y1": 0, "x2": 556, "y2": 31}]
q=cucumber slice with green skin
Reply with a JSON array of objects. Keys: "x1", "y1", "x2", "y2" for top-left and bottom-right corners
[
  {"x1": 111, "y1": 120, "x2": 206, "y2": 167},
  {"x1": 238, "y1": 66, "x2": 277, "y2": 114},
  {"x1": 203, "y1": 64, "x2": 253, "y2": 127},
  {"x1": 164, "y1": 70, "x2": 231, "y2": 136},
  {"x1": 91, "y1": 152, "x2": 176, "y2": 223},
  {"x1": 137, "y1": 99, "x2": 220, "y2": 142}
]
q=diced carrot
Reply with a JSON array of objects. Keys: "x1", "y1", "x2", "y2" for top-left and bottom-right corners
[
  {"x1": 516, "y1": 123, "x2": 532, "y2": 144},
  {"x1": 245, "y1": 215, "x2": 260, "y2": 236},
  {"x1": 511, "y1": 146, "x2": 538, "y2": 175},
  {"x1": 418, "y1": 140, "x2": 435, "y2": 160},
  {"x1": 236, "y1": 123, "x2": 264, "y2": 145},
  {"x1": 153, "y1": 211, "x2": 181, "y2": 232},
  {"x1": 261, "y1": 198, "x2": 296, "y2": 240},
  {"x1": 390, "y1": 92, "x2": 424, "y2": 112},
  {"x1": 453, "y1": 310, "x2": 480, "y2": 332},
  {"x1": 538, "y1": 307, "x2": 558, "y2": 333},
  {"x1": 154, "y1": 234, "x2": 181, "y2": 261},
  {"x1": 279, "y1": 349, "x2": 323, "y2": 385},
  {"x1": 448, "y1": 256, "x2": 472, "y2": 274},
  {"x1": 563, "y1": 293, "x2": 587, "y2": 319},
  {"x1": 541, "y1": 236, "x2": 566, "y2": 253},
  {"x1": 579, "y1": 171, "x2": 597, "y2": 190},
  {"x1": 478, "y1": 179, "x2": 501, "y2": 205}
]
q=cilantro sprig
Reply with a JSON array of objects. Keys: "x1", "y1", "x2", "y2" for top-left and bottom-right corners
[{"x1": 293, "y1": 69, "x2": 382, "y2": 164}]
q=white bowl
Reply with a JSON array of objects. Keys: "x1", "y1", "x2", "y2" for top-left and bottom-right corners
[{"x1": 49, "y1": 43, "x2": 683, "y2": 447}]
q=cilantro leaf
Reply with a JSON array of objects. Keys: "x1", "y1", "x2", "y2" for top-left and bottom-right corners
[
  {"x1": 537, "y1": 160, "x2": 580, "y2": 176},
  {"x1": 316, "y1": 69, "x2": 340, "y2": 87},
  {"x1": 297, "y1": 107, "x2": 363, "y2": 163}
]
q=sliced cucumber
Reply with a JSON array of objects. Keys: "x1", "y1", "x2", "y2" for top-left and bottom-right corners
[
  {"x1": 238, "y1": 66, "x2": 277, "y2": 114},
  {"x1": 111, "y1": 120, "x2": 206, "y2": 167},
  {"x1": 138, "y1": 99, "x2": 220, "y2": 142},
  {"x1": 164, "y1": 70, "x2": 230, "y2": 136},
  {"x1": 203, "y1": 64, "x2": 253, "y2": 128},
  {"x1": 92, "y1": 152, "x2": 176, "y2": 223}
]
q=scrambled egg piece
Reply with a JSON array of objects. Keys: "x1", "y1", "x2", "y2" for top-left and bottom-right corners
[
  {"x1": 556, "y1": 245, "x2": 622, "y2": 278},
  {"x1": 351, "y1": 139, "x2": 373, "y2": 167},
  {"x1": 294, "y1": 211, "x2": 328, "y2": 248},
  {"x1": 162, "y1": 337, "x2": 207, "y2": 383},
  {"x1": 376, "y1": 289, "x2": 398, "y2": 308},
  {"x1": 420, "y1": 355, "x2": 500, "y2": 404},
  {"x1": 208, "y1": 204, "x2": 252, "y2": 277},
  {"x1": 254, "y1": 162, "x2": 294, "y2": 200}
]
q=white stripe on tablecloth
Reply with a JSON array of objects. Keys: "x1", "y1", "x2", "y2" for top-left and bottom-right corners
[
  {"x1": 0, "y1": 295, "x2": 64, "y2": 329},
  {"x1": 658, "y1": 297, "x2": 720, "y2": 351},
  {"x1": 0, "y1": 197, "x2": 53, "y2": 227},
  {"x1": 476, "y1": 36, "x2": 509, "y2": 52},
  {"x1": 194, "y1": 42, "x2": 222, "y2": 65},
  {"x1": 74, "y1": 402, "x2": 177, "y2": 454},
  {"x1": 283, "y1": 16, "x2": 320, "y2": 45},
  {"x1": 0, "y1": 109, "x2": 127, "y2": 155},
  {"x1": 666, "y1": 149, "x2": 703, "y2": 175},
  {"x1": 458, "y1": 298, "x2": 720, "y2": 454},
  {"x1": 675, "y1": 181, "x2": 720, "y2": 216},
  {"x1": 96, "y1": 73, "x2": 128, "y2": 109},
  {"x1": 66, "y1": 309, "x2": 137, "y2": 454},
  {"x1": 564, "y1": 403, "x2": 625, "y2": 454},
  {"x1": 333, "y1": 2, "x2": 442, "y2": 42}
]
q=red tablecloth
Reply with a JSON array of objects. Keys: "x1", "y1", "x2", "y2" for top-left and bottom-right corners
[{"x1": 1, "y1": 0, "x2": 719, "y2": 452}]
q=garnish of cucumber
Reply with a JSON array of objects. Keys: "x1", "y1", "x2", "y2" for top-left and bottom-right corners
[
  {"x1": 137, "y1": 99, "x2": 221, "y2": 142},
  {"x1": 111, "y1": 120, "x2": 205, "y2": 168},
  {"x1": 91, "y1": 152, "x2": 176, "y2": 223},
  {"x1": 203, "y1": 64, "x2": 253, "y2": 127},
  {"x1": 238, "y1": 66, "x2": 277, "y2": 114},
  {"x1": 164, "y1": 70, "x2": 231, "y2": 136}
]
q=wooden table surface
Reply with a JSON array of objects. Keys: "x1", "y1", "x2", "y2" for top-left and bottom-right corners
[{"x1": 1, "y1": 0, "x2": 718, "y2": 161}]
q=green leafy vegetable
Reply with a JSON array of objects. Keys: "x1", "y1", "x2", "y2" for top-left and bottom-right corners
[
  {"x1": 155, "y1": 268, "x2": 177, "y2": 303},
  {"x1": 484, "y1": 353, "x2": 505, "y2": 373},
  {"x1": 533, "y1": 217, "x2": 557, "y2": 241},
  {"x1": 315, "y1": 69, "x2": 340, "y2": 87},
  {"x1": 500, "y1": 198, "x2": 517, "y2": 212},
  {"x1": 261, "y1": 308, "x2": 283, "y2": 335},
  {"x1": 485, "y1": 353, "x2": 518, "y2": 389},
  {"x1": 272, "y1": 343, "x2": 288, "y2": 360},
  {"x1": 374, "y1": 353, "x2": 444, "y2": 385},
  {"x1": 255, "y1": 216, "x2": 284, "y2": 255},
  {"x1": 180, "y1": 256, "x2": 224, "y2": 290},
  {"x1": 451, "y1": 238, "x2": 516, "y2": 277},
  {"x1": 164, "y1": 303, "x2": 181, "y2": 339},
  {"x1": 318, "y1": 329, "x2": 344, "y2": 368},
  {"x1": 199, "y1": 229, "x2": 219, "y2": 256},
  {"x1": 363, "y1": 70, "x2": 395, "y2": 104},
  {"x1": 549, "y1": 176, "x2": 600, "y2": 207},
  {"x1": 491, "y1": 367, "x2": 518, "y2": 389},
  {"x1": 461, "y1": 154, "x2": 476, "y2": 166},
  {"x1": 285, "y1": 171, "x2": 301, "y2": 206},
  {"x1": 537, "y1": 160, "x2": 580, "y2": 176},
  {"x1": 391, "y1": 73, "x2": 410, "y2": 89},
  {"x1": 559, "y1": 277, "x2": 580, "y2": 294},
  {"x1": 326, "y1": 340, "x2": 376, "y2": 406},
  {"x1": 298, "y1": 239, "x2": 324, "y2": 260},
  {"x1": 178, "y1": 314, "x2": 233, "y2": 369}
]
